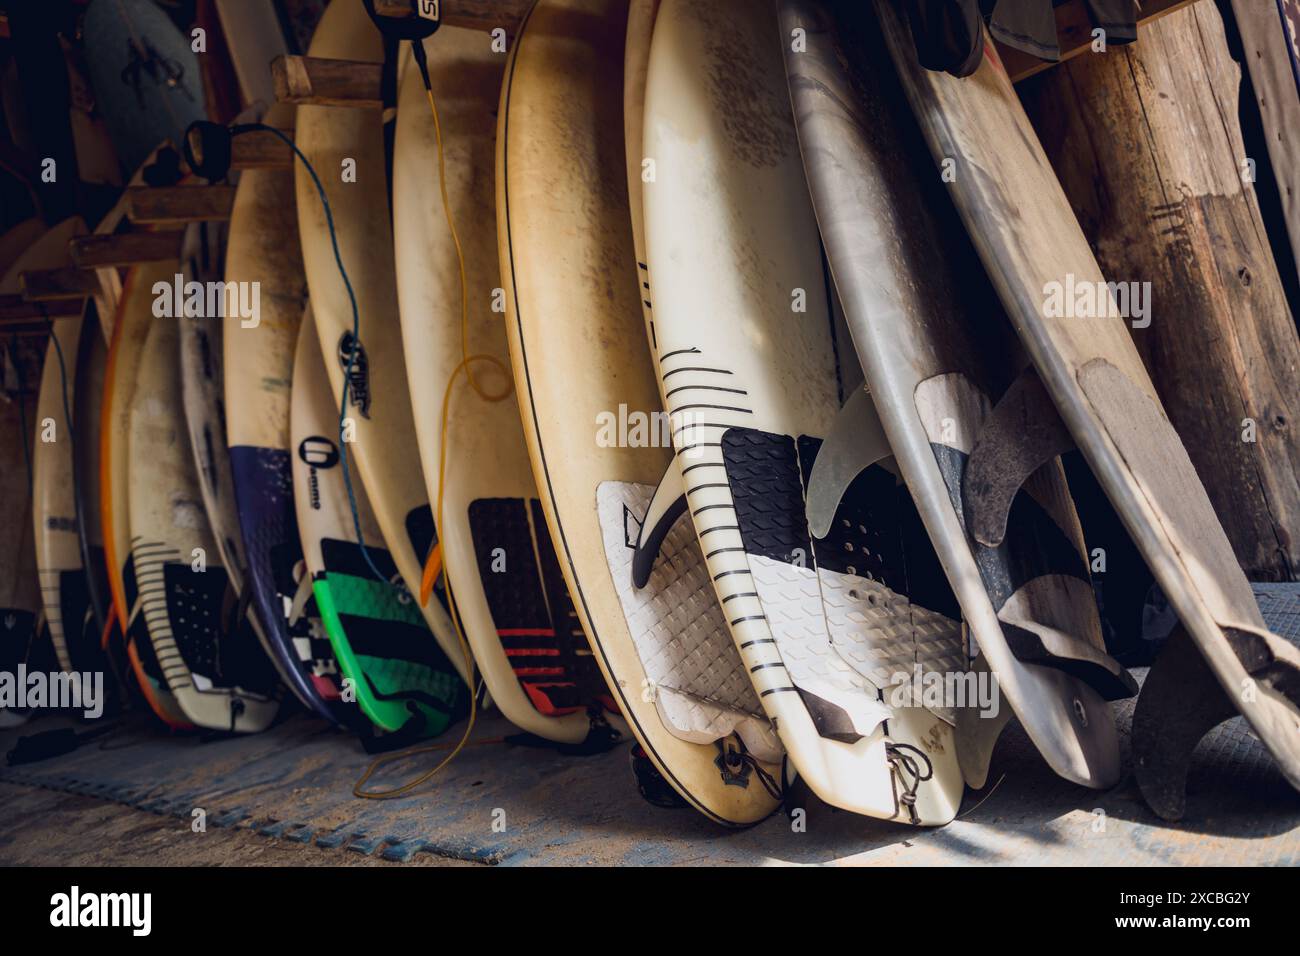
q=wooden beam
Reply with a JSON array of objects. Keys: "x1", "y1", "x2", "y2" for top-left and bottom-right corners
[
  {"x1": 0, "y1": 294, "x2": 83, "y2": 323},
  {"x1": 231, "y1": 129, "x2": 293, "y2": 170},
  {"x1": 70, "y1": 231, "x2": 184, "y2": 269},
  {"x1": 272, "y1": 55, "x2": 383, "y2": 108},
  {"x1": 19, "y1": 267, "x2": 101, "y2": 302},
  {"x1": 125, "y1": 185, "x2": 237, "y2": 226},
  {"x1": 184, "y1": 125, "x2": 294, "y2": 172},
  {"x1": 1003, "y1": 0, "x2": 1199, "y2": 83},
  {"x1": 373, "y1": 0, "x2": 531, "y2": 32},
  {"x1": 1020, "y1": 1, "x2": 1300, "y2": 579}
]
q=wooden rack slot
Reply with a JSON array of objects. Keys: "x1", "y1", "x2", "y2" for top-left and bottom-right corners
[
  {"x1": 70, "y1": 231, "x2": 185, "y2": 269},
  {"x1": 184, "y1": 126, "x2": 294, "y2": 173},
  {"x1": 0, "y1": 294, "x2": 83, "y2": 323},
  {"x1": 19, "y1": 267, "x2": 101, "y2": 302},
  {"x1": 125, "y1": 185, "x2": 238, "y2": 226},
  {"x1": 372, "y1": 0, "x2": 531, "y2": 32},
  {"x1": 272, "y1": 55, "x2": 383, "y2": 108}
]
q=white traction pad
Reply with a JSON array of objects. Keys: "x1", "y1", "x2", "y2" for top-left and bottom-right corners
[{"x1": 597, "y1": 481, "x2": 782, "y2": 763}]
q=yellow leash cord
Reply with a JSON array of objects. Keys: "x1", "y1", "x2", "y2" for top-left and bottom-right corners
[{"x1": 353, "y1": 75, "x2": 514, "y2": 800}]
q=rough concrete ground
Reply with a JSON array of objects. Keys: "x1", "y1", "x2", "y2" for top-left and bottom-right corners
[{"x1": 0, "y1": 781, "x2": 472, "y2": 866}]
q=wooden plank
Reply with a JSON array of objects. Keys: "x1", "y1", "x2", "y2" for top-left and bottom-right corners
[
  {"x1": 373, "y1": 0, "x2": 531, "y2": 32},
  {"x1": 18, "y1": 267, "x2": 100, "y2": 302},
  {"x1": 272, "y1": 55, "x2": 382, "y2": 108},
  {"x1": 231, "y1": 128, "x2": 293, "y2": 170},
  {"x1": 1020, "y1": 2, "x2": 1300, "y2": 580},
  {"x1": 0, "y1": 294, "x2": 82, "y2": 323},
  {"x1": 184, "y1": 125, "x2": 294, "y2": 172},
  {"x1": 70, "y1": 231, "x2": 184, "y2": 269},
  {"x1": 1003, "y1": 0, "x2": 1199, "y2": 83},
  {"x1": 125, "y1": 185, "x2": 237, "y2": 225}
]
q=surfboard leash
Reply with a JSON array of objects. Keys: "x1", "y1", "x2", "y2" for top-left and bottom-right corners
[{"x1": 186, "y1": 118, "x2": 393, "y2": 588}]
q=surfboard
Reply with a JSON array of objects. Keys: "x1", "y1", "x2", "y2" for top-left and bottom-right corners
[
  {"x1": 102, "y1": 261, "x2": 195, "y2": 728},
  {"x1": 295, "y1": 0, "x2": 471, "y2": 688},
  {"x1": 72, "y1": 312, "x2": 113, "y2": 642},
  {"x1": 0, "y1": 220, "x2": 46, "y2": 277},
  {"x1": 214, "y1": 0, "x2": 289, "y2": 109},
  {"x1": 499, "y1": 0, "x2": 782, "y2": 825},
  {"x1": 640, "y1": 0, "x2": 966, "y2": 823},
  {"x1": 292, "y1": 305, "x2": 462, "y2": 736},
  {"x1": 622, "y1": 0, "x2": 798, "y2": 798},
  {"x1": 127, "y1": 310, "x2": 278, "y2": 732},
  {"x1": 0, "y1": 364, "x2": 38, "y2": 728},
  {"x1": 81, "y1": 0, "x2": 207, "y2": 178},
  {"x1": 392, "y1": 25, "x2": 603, "y2": 743},
  {"x1": 7, "y1": 219, "x2": 87, "y2": 679},
  {"x1": 1231, "y1": 0, "x2": 1300, "y2": 285},
  {"x1": 33, "y1": 311, "x2": 93, "y2": 675},
  {"x1": 780, "y1": 0, "x2": 1133, "y2": 791},
  {"x1": 222, "y1": 104, "x2": 344, "y2": 723},
  {"x1": 876, "y1": 1, "x2": 1300, "y2": 816},
  {"x1": 178, "y1": 222, "x2": 248, "y2": 590}
]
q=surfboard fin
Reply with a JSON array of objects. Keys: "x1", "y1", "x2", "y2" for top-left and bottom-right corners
[
  {"x1": 1134, "y1": 622, "x2": 1300, "y2": 821},
  {"x1": 954, "y1": 654, "x2": 1013, "y2": 789},
  {"x1": 962, "y1": 366, "x2": 1076, "y2": 549},
  {"x1": 631, "y1": 462, "x2": 687, "y2": 589},
  {"x1": 805, "y1": 387, "x2": 894, "y2": 540},
  {"x1": 1000, "y1": 620, "x2": 1138, "y2": 700}
]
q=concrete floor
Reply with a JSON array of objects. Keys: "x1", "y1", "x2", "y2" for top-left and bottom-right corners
[
  {"x1": 1, "y1": 692, "x2": 1297, "y2": 866},
  {"x1": 3, "y1": 584, "x2": 1296, "y2": 866}
]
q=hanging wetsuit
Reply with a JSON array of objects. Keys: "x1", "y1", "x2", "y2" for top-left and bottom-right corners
[
  {"x1": 903, "y1": 0, "x2": 988, "y2": 77},
  {"x1": 989, "y1": 0, "x2": 1060, "y2": 61}
]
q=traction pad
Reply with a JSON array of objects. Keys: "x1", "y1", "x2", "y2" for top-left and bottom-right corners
[
  {"x1": 720, "y1": 426, "x2": 964, "y2": 733},
  {"x1": 469, "y1": 498, "x2": 610, "y2": 716},
  {"x1": 597, "y1": 481, "x2": 781, "y2": 761}
]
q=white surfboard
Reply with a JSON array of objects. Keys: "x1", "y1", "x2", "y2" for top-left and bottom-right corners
[
  {"x1": 499, "y1": 0, "x2": 783, "y2": 825},
  {"x1": 102, "y1": 260, "x2": 194, "y2": 727},
  {"x1": 222, "y1": 103, "x2": 346, "y2": 722},
  {"x1": 641, "y1": 0, "x2": 965, "y2": 823},
  {"x1": 10, "y1": 218, "x2": 86, "y2": 676},
  {"x1": 127, "y1": 312, "x2": 278, "y2": 733},
  {"x1": 393, "y1": 25, "x2": 604, "y2": 743},
  {"x1": 179, "y1": 222, "x2": 248, "y2": 592},
  {"x1": 33, "y1": 313, "x2": 88, "y2": 674},
  {"x1": 295, "y1": 0, "x2": 470, "y2": 686},
  {"x1": 292, "y1": 305, "x2": 463, "y2": 736}
]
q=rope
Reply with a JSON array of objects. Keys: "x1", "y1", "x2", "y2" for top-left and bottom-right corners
[{"x1": 886, "y1": 741, "x2": 935, "y2": 825}]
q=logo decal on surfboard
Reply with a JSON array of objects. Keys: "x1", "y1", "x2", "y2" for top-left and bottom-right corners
[{"x1": 336, "y1": 333, "x2": 371, "y2": 418}]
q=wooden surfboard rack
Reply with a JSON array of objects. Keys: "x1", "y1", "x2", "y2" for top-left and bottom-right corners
[
  {"x1": 70, "y1": 231, "x2": 185, "y2": 269},
  {"x1": 272, "y1": 0, "x2": 532, "y2": 107},
  {"x1": 181, "y1": 125, "x2": 294, "y2": 172},
  {"x1": 372, "y1": 0, "x2": 531, "y2": 32},
  {"x1": 18, "y1": 266, "x2": 101, "y2": 302},
  {"x1": 0, "y1": 293, "x2": 83, "y2": 324},
  {"x1": 272, "y1": 55, "x2": 383, "y2": 108},
  {"x1": 125, "y1": 185, "x2": 237, "y2": 226}
]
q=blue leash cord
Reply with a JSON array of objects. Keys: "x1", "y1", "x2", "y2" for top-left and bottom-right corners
[{"x1": 236, "y1": 122, "x2": 390, "y2": 586}]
